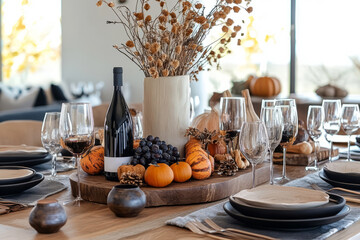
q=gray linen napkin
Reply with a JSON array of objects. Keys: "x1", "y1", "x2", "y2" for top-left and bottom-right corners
[
  {"x1": 166, "y1": 172, "x2": 360, "y2": 240},
  {"x1": 0, "y1": 178, "x2": 67, "y2": 206},
  {"x1": 33, "y1": 160, "x2": 75, "y2": 174}
]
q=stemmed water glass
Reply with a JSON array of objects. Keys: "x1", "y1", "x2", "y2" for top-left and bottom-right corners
[
  {"x1": 59, "y1": 103, "x2": 95, "y2": 206},
  {"x1": 239, "y1": 121, "x2": 269, "y2": 188},
  {"x1": 219, "y1": 97, "x2": 246, "y2": 152},
  {"x1": 260, "y1": 106, "x2": 283, "y2": 185},
  {"x1": 261, "y1": 99, "x2": 276, "y2": 108},
  {"x1": 306, "y1": 106, "x2": 323, "y2": 171},
  {"x1": 341, "y1": 104, "x2": 360, "y2": 161},
  {"x1": 322, "y1": 99, "x2": 341, "y2": 162},
  {"x1": 274, "y1": 99, "x2": 298, "y2": 184},
  {"x1": 41, "y1": 112, "x2": 62, "y2": 179}
]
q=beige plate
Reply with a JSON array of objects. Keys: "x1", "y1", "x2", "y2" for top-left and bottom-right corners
[
  {"x1": 233, "y1": 185, "x2": 329, "y2": 210},
  {"x1": 325, "y1": 161, "x2": 360, "y2": 175},
  {"x1": 0, "y1": 145, "x2": 47, "y2": 156},
  {"x1": 0, "y1": 169, "x2": 34, "y2": 180}
]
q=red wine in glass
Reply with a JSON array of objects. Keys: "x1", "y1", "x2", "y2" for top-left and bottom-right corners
[{"x1": 63, "y1": 136, "x2": 93, "y2": 155}]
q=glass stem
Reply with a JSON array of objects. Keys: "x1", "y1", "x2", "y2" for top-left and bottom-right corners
[
  {"x1": 251, "y1": 163, "x2": 256, "y2": 188},
  {"x1": 329, "y1": 140, "x2": 333, "y2": 162},
  {"x1": 282, "y1": 147, "x2": 287, "y2": 179},
  {"x1": 51, "y1": 153, "x2": 57, "y2": 178},
  {"x1": 348, "y1": 135, "x2": 351, "y2": 161},
  {"x1": 76, "y1": 156, "x2": 81, "y2": 200},
  {"x1": 269, "y1": 149, "x2": 274, "y2": 185},
  {"x1": 314, "y1": 140, "x2": 319, "y2": 168}
]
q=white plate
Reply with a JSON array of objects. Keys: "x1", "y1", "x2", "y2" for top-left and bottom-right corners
[
  {"x1": 233, "y1": 185, "x2": 329, "y2": 210},
  {"x1": 0, "y1": 145, "x2": 47, "y2": 156},
  {"x1": 325, "y1": 161, "x2": 360, "y2": 175},
  {"x1": 0, "y1": 169, "x2": 34, "y2": 180}
]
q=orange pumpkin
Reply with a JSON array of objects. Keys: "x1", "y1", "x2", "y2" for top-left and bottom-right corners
[
  {"x1": 133, "y1": 139, "x2": 140, "y2": 149},
  {"x1": 209, "y1": 155, "x2": 214, "y2": 173},
  {"x1": 249, "y1": 76, "x2": 281, "y2": 97},
  {"x1": 170, "y1": 162, "x2": 192, "y2": 183},
  {"x1": 144, "y1": 163, "x2": 174, "y2": 187},
  {"x1": 186, "y1": 145, "x2": 208, "y2": 158},
  {"x1": 80, "y1": 146, "x2": 104, "y2": 175},
  {"x1": 186, "y1": 151, "x2": 211, "y2": 180},
  {"x1": 207, "y1": 141, "x2": 227, "y2": 157}
]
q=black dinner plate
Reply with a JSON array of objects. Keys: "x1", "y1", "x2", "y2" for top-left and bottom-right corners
[
  {"x1": 229, "y1": 193, "x2": 345, "y2": 219},
  {"x1": 319, "y1": 170, "x2": 360, "y2": 190},
  {"x1": 0, "y1": 151, "x2": 48, "y2": 161},
  {"x1": 0, "y1": 172, "x2": 44, "y2": 196},
  {"x1": 223, "y1": 202, "x2": 350, "y2": 231},
  {"x1": 0, "y1": 154, "x2": 52, "y2": 167},
  {"x1": 324, "y1": 165, "x2": 360, "y2": 184},
  {"x1": 0, "y1": 166, "x2": 36, "y2": 185}
]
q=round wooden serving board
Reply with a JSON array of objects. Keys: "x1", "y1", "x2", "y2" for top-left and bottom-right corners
[{"x1": 69, "y1": 163, "x2": 270, "y2": 207}]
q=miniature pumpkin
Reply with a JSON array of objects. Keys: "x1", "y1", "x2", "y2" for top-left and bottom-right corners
[
  {"x1": 117, "y1": 164, "x2": 145, "y2": 180},
  {"x1": 186, "y1": 151, "x2": 211, "y2": 180},
  {"x1": 186, "y1": 144, "x2": 207, "y2": 158},
  {"x1": 133, "y1": 139, "x2": 141, "y2": 149},
  {"x1": 249, "y1": 76, "x2": 281, "y2": 97},
  {"x1": 207, "y1": 140, "x2": 227, "y2": 157},
  {"x1": 144, "y1": 163, "x2": 174, "y2": 187},
  {"x1": 191, "y1": 108, "x2": 219, "y2": 132},
  {"x1": 80, "y1": 146, "x2": 104, "y2": 175},
  {"x1": 170, "y1": 162, "x2": 192, "y2": 183},
  {"x1": 209, "y1": 155, "x2": 215, "y2": 173}
]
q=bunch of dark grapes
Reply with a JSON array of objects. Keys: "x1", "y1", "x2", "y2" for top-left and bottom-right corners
[{"x1": 131, "y1": 135, "x2": 182, "y2": 168}]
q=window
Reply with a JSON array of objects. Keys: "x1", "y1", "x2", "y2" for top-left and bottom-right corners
[
  {"x1": 296, "y1": 0, "x2": 360, "y2": 95},
  {"x1": 1, "y1": 0, "x2": 61, "y2": 85},
  {"x1": 207, "y1": 0, "x2": 291, "y2": 96},
  {"x1": 206, "y1": 0, "x2": 360, "y2": 97}
]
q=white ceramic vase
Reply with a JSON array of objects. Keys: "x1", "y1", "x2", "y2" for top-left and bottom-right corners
[{"x1": 143, "y1": 75, "x2": 190, "y2": 156}]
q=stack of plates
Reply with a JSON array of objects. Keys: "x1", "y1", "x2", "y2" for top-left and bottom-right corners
[
  {"x1": 224, "y1": 185, "x2": 350, "y2": 230},
  {"x1": 0, "y1": 166, "x2": 44, "y2": 196},
  {"x1": 320, "y1": 161, "x2": 360, "y2": 190},
  {"x1": 0, "y1": 145, "x2": 51, "y2": 167}
]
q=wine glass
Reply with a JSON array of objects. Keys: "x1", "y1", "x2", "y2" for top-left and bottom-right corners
[
  {"x1": 322, "y1": 99, "x2": 341, "y2": 162},
  {"x1": 59, "y1": 103, "x2": 95, "y2": 206},
  {"x1": 260, "y1": 106, "x2": 283, "y2": 185},
  {"x1": 132, "y1": 112, "x2": 143, "y2": 140},
  {"x1": 341, "y1": 104, "x2": 360, "y2": 161},
  {"x1": 274, "y1": 99, "x2": 298, "y2": 184},
  {"x1": 219, "y1": 97, "x2": 246, "y2": 152},
  {"x1": 306, "y1": 106, "x2": 323, "y2": 171},
  {"x1": 261, "y1": 99, "x2": 276, "y2": 109},
  {"x1": 239, "y1": 121, "x2": 269, "y2": 188},
  {"x1": 41, "y1": 112, "x2": 62, "y2": 179}
]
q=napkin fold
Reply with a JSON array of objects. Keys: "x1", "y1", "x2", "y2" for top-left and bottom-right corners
[{"x1": 0, "y1": 200, "x2": 27, "y2": 215}]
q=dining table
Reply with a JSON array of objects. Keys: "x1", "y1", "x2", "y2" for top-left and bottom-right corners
[{"x1": 1, "y1": 155, "x2": 360, "y2": 240}]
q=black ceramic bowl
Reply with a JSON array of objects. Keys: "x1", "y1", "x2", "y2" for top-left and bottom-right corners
[{"x1": 107, "y1": 184, "x2": 146, "y2": 217}]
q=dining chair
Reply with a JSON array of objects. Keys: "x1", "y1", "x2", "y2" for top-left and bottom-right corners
[{"x1": 0, "y1": 120, "x2": 43, "y2": 147}]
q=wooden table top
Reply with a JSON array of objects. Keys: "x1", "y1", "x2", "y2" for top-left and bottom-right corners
[{"x1": 1, "y1": 164, "x2": 360, "y2": 240}]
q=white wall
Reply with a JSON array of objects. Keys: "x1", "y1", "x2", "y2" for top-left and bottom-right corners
[
  {"x1": 62, "y1": 0, "x2": 146, "y2": 104},
  {"x1": 62, "y1": 0, "x2": 208, "y2": 113}
]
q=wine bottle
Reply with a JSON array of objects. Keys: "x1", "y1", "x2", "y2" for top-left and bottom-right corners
[{"x1": 104, "y1": 67, "x2": 134, "y2": 181}]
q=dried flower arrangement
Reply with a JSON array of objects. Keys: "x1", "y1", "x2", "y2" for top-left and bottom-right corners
[{"x1": 96, "y1": 0, "x2": 253, "y2": 80}]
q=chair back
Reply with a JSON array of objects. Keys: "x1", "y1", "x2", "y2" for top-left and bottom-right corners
[{"x1": 0, "y1": 120, "x2": 43, "y2": 146}]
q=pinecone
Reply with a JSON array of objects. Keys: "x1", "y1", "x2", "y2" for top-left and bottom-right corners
[
  {"x1": 119, "y1": 172, "x2": 143, "y2": 186},
  {"x1": 215, "y1": 158, "x2": 238, "y2": 176}
]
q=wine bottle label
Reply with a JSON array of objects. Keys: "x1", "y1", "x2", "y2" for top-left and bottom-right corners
[{"x1": 104, "y1": 156, "x2": 133, "y2": 172}]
